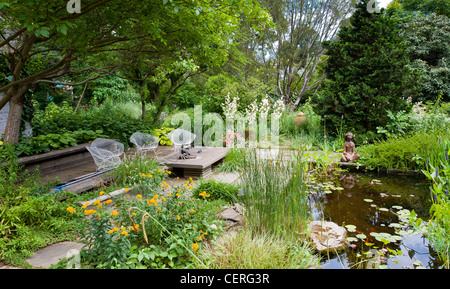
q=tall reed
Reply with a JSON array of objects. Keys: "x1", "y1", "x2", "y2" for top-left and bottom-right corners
[{"x1": 240, "y1": 149, "x2": 310, "y2": 240}]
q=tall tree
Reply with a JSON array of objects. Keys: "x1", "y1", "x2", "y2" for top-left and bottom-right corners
[
  {"x1": 256, "y1": 0, "x2": 354, "y2": 109},
  {"x1": 396, "y1": 0, "x2": 450, "y2": 17},
  {"x1": 313, "y1": 0, "x2": 420, "y2": 136}
]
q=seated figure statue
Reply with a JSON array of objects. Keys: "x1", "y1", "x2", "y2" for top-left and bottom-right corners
[{"x1": 341, "y1": 132, "x2": 360, "y2": 162}]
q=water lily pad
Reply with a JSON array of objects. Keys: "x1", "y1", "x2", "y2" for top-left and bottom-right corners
[
  {"x1": 334, "y1": 187, "x2": 344, "y2": 191},
  {"x1": 345, "y1": 225, "x2": 357, "y2": 232},
  {"x1": 378, "y1": 207, "x2": 389, "y2": 212},
  {"x1": 392, "y1": 205, "x2": 403, "y2": 210},
  {"x1": 346, "y1": 237, "x2": 358, "y2": 243},
  {"x1": 356, "y1": 233, "x2": 367, "y2": 240},
  {"x1": 388, "y1": 222, "x2": 401, "y2": 228},
  {"x1": 364, "y1": 199, "x2": 373, "y2": 203}
]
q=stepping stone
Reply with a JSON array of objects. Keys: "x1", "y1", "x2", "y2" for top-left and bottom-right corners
[
  {"x1": 26, "y1": 241, "x2": 84, "y2": 268},
  {"x1": 209, "y1": 172, "x2": 241, "y2": 184}
]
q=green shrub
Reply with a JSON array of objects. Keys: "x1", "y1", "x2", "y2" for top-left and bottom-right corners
[
  {"x1": 31, "y1": 101, "x2": 150, "y2": 146},
  {"x1": 192, "y1": 179, "x2": 239, "y2": 203},
  {"x1": 153, "y1": 127, "x2": 174, "y2": 146}
]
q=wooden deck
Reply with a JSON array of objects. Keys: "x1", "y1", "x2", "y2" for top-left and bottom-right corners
[{"x1": 161, "y1": 147, "x2": 229, "y2": 178}]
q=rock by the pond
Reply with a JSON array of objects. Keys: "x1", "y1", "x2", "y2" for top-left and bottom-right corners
[
  {"x1": 217, "y1": 207, "x2": 243, "y2": 223},
  {"x1": 308, "y1": 221, "x2": 347, "y2": 253}
]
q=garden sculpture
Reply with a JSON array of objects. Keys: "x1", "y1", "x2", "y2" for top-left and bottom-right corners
[
  {"x1": 86, "y1": 138, "x2": 124, "y2": 171},
  {"x1": 167, "y1": 129, "x2": 197, "y2": 159},
  {"x1": 130, "y1": 132, "x2": 159, "y2": 158},
  {"x1": 340, "y1": 132, "x2": 360, "y2": 162}
]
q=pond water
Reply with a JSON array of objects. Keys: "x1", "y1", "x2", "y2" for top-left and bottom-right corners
[{"x1": 309, "y1": 172, "x2": 445, "y2": 269}]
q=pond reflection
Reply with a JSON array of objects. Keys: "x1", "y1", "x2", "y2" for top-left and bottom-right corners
[{"x1": 309, "y1": 172, "x2": 445, "y2": 269}]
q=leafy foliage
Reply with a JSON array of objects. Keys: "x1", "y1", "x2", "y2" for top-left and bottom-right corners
[
  {"x1": 401, "y1": 14, "x2": 450, "y2": 102},
  {"x1": 313, "y1": 0, "x2": 419, "y2": 136}
]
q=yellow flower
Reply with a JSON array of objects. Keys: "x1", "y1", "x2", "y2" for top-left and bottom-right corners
[
  {"x1": 82, "y1": 202, "x2": 90, "y2": 209},
  {"x1": 153, "y1": 194, "x2": 159, "y2": 199},
  {"x1": 104, "y1": 199, "x2": 113, "y2": 205},
  {"x1": 84, "y1": 209, "x2": 97, "y2": 216},
  {"x1": 121, "y1": 231, "x2": 128, "y2": 236},
  {"x1": 196, "y1": 236, "x2": 202, "y2": 241},
  {"x1": 132, "y1": 212, "x2": 136, "y2": 216},
  {"x1": 158, "y1": 169, "x2": 162, "y2": 173},
  {"x1": 192, "y1": 243, "x2": 199, "y2": 252},
  {"x1": 141, "y1": 173, "x2": 147, "y2": 177},
  {"x1": 93, "y1": 199, "x2": 101, "y2": 206},
  {"x1": 108, "y1": 230, "x2": 113, "y2": 234},
  {"x1": 99, "y1": 191, "x2": 105, "y2": 196},
  {"x1": 157, "y1": 207, "x2": 162, "y2": 211},
  {"x1": 177, "y1": 215, "x2": 180, "y2": 220},
  {"x1": 190, "y1": 209, "x2": 195, "y2": 213},
  {"x1": 111, "y1": 210, "x2": 118, "y2": 216},
  {"x1": 112, "y1": 227, "x2": 120, "y2": 232},
  {"x1": 136, "y1": 194, "x2": 142, "y2": 199},
  {"x1": 0, "y1": 141, "x2": 3, "y2": 146},
  {"x1": 178, "y1": 189, "x2": 182, "y2": 192},
  {"x1": 148, "y1": 174, "x2": 153, "y2": 178},
  {"x1": 186, "y1": 180, "x2": 190, "y2": 184},
  {"x1": 66, "y1": 206, "x2": 76, "y2": 214},
  {"x1": 168, "y1": 193, "x2": 172, "y2": 197},
  {"x1": 125, "y1": 188, "x2": 130, "y2": 192},
  {"x1": 176, "y1": 193, "x2": 181, "y2": 197}
]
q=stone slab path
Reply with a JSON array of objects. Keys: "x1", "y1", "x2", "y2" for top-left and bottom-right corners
[{"x1": 25, "y1": 241, "x2": 84, "y2": 269}]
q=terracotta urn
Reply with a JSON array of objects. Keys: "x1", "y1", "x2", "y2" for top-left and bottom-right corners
[{"x1": 294, "y1": 112, "x2": 307, "y2": 127}]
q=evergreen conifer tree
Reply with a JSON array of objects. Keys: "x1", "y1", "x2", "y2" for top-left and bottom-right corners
[{"x1": 314, "y1": 0, "x2": 420, "y2": 138}]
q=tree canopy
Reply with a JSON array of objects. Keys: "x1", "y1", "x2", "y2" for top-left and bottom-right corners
[
  {"x1": 0, "y1": 0, "x2": 271, "y2": 143},
  {"x1": 313, "y1": 0, "x2": 420, "y2": 138}
]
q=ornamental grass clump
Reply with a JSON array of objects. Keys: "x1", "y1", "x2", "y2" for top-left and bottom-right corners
[{"x1": 240, "y1": 149, "x2": 309, "y2": 240}]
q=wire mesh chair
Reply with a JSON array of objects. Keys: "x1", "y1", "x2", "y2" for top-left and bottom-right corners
[
  {"x1": 167, "y1": 129, "x2": 196, "y2": 159},
  {"x1": 130, "y1": 132, "x2": 159, "y2": 158},
  {"x1": 86, "y1": 138, "x2": 124, "y2": 171},
  {"x1": 168, "y1": 129, "x2": 196, "y2": 150}
]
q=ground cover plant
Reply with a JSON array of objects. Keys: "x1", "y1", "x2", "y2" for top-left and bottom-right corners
[{"x1": 0, "y1": 143, "x2": 79, "y2": 267}]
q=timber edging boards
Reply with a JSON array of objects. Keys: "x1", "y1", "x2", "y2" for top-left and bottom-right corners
[{"x1": 16, "y1": 143, "x2": 94, "y2": 176}]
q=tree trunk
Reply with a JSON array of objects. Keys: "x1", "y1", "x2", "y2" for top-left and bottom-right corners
[{"x1": 3, "y1": 85, "x2": 29, "y2": 144}]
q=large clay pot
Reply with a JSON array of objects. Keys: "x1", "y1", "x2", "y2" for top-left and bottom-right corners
[{"x1": 294, "y1": 112, "x2": 307, "y2": 127}]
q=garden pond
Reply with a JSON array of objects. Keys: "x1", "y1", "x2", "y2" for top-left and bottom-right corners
[{"x1": 309, "y1": 172, "x2": 445, "y2": 269}]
